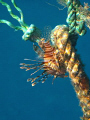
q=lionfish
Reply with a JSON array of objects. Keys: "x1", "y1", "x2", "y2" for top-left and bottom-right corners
[{"x1": 20, "y1": 38, "x2": 67, "y2": 86}]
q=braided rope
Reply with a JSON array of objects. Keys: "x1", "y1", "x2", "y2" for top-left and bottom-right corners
[
  {"x1": 22, "y1": 24, "x2": 41, "y2": 42},
  {"x1": 51, "y1": 25, "x2": 90, "y2": 120},
  {"x1": 0, "y1": 0, "x2": 41, "y2": 42},
  {"x1": 0, "y1": 19, "x2": 23, "y2": 30},
  {"x1": 0, "y1": 0, "x2": 21, "y2": 24},
  {"x1": 11, "y1": 0, "x2": 27, "y2": 27},
  {"x1": 66, "y1": 0, "x2": 87, "y2": 36}
]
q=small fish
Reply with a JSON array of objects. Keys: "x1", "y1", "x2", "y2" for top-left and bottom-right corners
[{"x1": 20, "y1": 38, "x2": 67, "y2": 86}]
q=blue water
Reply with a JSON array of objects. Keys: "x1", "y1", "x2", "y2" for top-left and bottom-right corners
[{"x1": 0, "y1": 0, "x2": 90, "y2": 120}]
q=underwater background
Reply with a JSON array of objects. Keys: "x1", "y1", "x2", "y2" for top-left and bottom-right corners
[{"x1": 0, "y1": 0, "x2": 90, "y2": 120}]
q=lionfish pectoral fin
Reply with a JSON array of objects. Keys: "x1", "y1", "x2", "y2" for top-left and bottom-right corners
[
  {"x1": 27, "y1": 78, "x2": 33, "y2": 82},
  {"x1": 28, "y1": 71, "x2": 48, "y2": 86},
  {"x1": 30, "y1": 66, "x2": 43, "y2": 76},
  {"x1": 52, "y1": 75, "x2": 57, "y2": 85}
]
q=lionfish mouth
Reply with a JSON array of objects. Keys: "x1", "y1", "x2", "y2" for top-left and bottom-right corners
[{"x1": 20, "y1": 38, "x2": 67, "y2": 86}]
